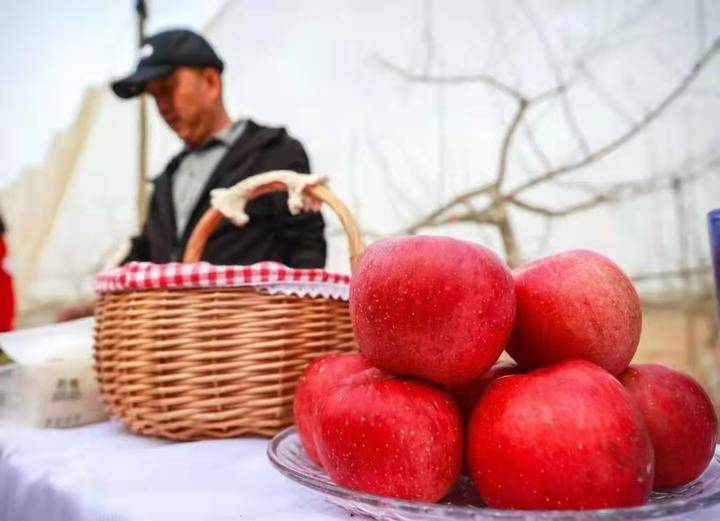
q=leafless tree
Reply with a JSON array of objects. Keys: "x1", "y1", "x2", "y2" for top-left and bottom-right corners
[{"x1": 369, "y1": 2, "x2": 720, "y2": 269}]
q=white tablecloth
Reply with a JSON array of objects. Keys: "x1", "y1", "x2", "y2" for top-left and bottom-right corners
[
  {"x1": 1, "y1": 422, "x2": 719, "y2": 521},
  {"x1": 0, "y1": 422, "x2": 345, "y2": 521}
]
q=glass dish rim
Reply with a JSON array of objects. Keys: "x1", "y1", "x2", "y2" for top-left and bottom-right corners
[{"x1": 267, "y1": 425, "x2": 720, "y2": 520}]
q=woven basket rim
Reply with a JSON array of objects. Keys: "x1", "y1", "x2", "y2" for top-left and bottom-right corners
[{"x1": 95, "y1": 260, "x2": 351, "y2": 298}]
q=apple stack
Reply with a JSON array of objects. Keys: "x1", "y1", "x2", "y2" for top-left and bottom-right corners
[{"x1": 293, "y1": 236, "x2": 718, "y2": 510}]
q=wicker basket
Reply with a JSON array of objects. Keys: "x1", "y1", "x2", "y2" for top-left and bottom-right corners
[{"x1": 94, "y1": 172, "x2": 363, "y2": 440}]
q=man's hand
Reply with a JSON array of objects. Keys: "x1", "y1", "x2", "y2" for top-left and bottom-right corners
[{"x1": 56, "y1": 302, "x2": 95, "y2": 322}]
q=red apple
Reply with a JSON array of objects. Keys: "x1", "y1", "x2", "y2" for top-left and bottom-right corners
[
  {"x1": 293, "y1": 353, "x2": 372, "y2": 466},
  {"x1": 467, "y1": 360, "x2": 654, "y2": 510},
  {"x1": 619, "y1": 364, "x2": 718, "y2": 489},
  {"x1": 349, "y1": 236, "x2": 516, "y2": 386},
  {"x1": 448, "y1": 361, "x2": 521, "y2": 420},
  {"x1": 316, "y1": 368, "x2": 463, "y2": 502},
  {"x1": 506, "y1": 249, "x2": 641, "y2": 375}
]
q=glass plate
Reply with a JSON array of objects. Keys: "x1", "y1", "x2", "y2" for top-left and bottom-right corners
[{"x1": 267, "y1": 426, "x2": 720, "y2": 520}]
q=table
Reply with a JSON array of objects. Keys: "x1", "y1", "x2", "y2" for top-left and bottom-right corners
[
  {"x1": 1, "y1": 422, "x2": 719, "y2": 521},
  {"x1": 0, "y1": 422, "x2": 344, "y2": 521}
]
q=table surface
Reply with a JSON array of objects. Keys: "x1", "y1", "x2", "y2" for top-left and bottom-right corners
[
  {"x1": 0, "y1": 422, "x2": 345, "y2": 521},
  {"x1": 1, "y1": 422, "x2": 719, "y2": 521}
]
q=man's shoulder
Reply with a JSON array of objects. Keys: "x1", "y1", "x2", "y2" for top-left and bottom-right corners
[
  {"x1": 151, "y1": 119, "x2": 306, "y2": 183},
  {"x1": 238, "y1": 119, "x2": 303, "y2": 149},
  {"x1": 240, "y1": 120, "x2": 310, "y2": 172},
  {"x1": 226, "y1": 120, "x2": 307, "y2": 163}
]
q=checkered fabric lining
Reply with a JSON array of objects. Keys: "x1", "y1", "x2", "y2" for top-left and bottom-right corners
[{"x1": 95, "y1": 261, "x2": 351, "y2": 300}]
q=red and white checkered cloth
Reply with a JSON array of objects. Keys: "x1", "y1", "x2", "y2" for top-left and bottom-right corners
[{"x1": 96, "y1": 261, "x2": 350, "y2": 301}]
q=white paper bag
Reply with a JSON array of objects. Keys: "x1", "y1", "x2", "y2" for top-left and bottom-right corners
[{"x1": 0, "y1": 318, "x2": 109, "y2": 428}]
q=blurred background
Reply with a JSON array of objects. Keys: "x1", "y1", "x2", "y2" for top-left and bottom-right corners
[{"x1": 0, "y1": 1, "x2": 719, "y2": 397}]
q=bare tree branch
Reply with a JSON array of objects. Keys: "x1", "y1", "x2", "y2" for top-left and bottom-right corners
[
  {"x1": 530, "y1": 82, "x2": 571, "y2": 103},
  {"x1": 517, "y1": 0, "x2": 591, "y2": 155},
  {"x1": 404, "y1": 183, "x2": 495, "y2": 233},
  {"x1": 615, "y1": 0, "x2": 663, "y2": 35},
  {"x1": 372, "y1": 54, "x2": 525, "y2": 100},
  {"x1": 494, "y1": 206, "x2": 523, "y2": 267},
  {"x1": 550, "y1": 150, "x2": 719, "y2": 193},
  {"x1": 496, "y1": 99, "x2": 529, "y2": 187},
  {"x1": 510, "y1": 194, "x2": 612, "y2": 217},
  {"x1": 431, "y1": 209, "x2": 498, "y2": 227},
  {"x1": 521, "y1": 62, "x2": 584, "y2": 104},
  {"x1": 510, "y1": 154, "x2": 720, "y2": 218},
  {"x1": 485, "y1": 0, "x2": 525, "y2": 91},
  {"x1": 398, "y1": 150, "x2": 717, "y2": 244},
  {"x1": 506, "y1": 35, "x2": 720, "y2": 200},
  {"x1": 567, "y1": 0, "x2": 664, "y2": 70},
  {"x1": 366, "y1": 4, "x2": 718, "y2": 271},
  {"x1": 577, "y1": 62, "x2": 637, "y2": 125},
  {"x1": 522, "y1": 123, "x2": 553, "y2": 171},
  {"x1": 400, "y1": 25, "x2": 718, "y2": 239},
  {"x1": 544, "y1": 178, "x2": 603, "y2": 195}
]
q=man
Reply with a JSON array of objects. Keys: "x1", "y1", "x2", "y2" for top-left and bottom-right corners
[
  {"x1": 115, "y1": 28, "x2": 326, "y2": 266},
  {"x1": 57, "y1": 29, "x2": 325, "y2": 321}
]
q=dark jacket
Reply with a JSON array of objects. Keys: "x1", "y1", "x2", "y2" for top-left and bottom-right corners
[{"x1": 124, "y1": 120, "x2": 326, "y2": 267}]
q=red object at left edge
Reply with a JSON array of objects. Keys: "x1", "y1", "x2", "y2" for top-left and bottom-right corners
[{"x1": 0, "y1": 235, "x2": 15, "y2": 332}]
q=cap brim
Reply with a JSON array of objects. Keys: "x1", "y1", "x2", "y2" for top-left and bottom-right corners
[{"x1": 111, "y1": 64, "x2": 174, "y2": 99}]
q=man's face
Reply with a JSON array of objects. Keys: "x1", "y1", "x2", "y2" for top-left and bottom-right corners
[{"x1": 146, "y1": 67, "x2": 220, "y2": 147}]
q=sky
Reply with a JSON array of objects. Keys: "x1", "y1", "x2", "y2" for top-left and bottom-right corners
[{"x1": 0, "y1": 0, "x2": 225, "y2": 187}]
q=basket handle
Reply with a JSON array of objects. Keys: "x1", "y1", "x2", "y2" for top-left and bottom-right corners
[{"x1": 182, "y1": 170, "x2": 365, "y2": 270}]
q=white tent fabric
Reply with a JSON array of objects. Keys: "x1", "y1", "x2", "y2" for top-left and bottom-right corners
[
  {"x1": 1, "y1": 89, "x2": 139, "y2": 319},
  {"x1": 2, "y1": 1, "x2": 719, "y2": 321}
]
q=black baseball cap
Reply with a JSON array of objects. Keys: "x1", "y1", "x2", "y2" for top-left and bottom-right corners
[{"x1": 111, "y1": 29, "x2": 224, "y2": 99}]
